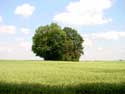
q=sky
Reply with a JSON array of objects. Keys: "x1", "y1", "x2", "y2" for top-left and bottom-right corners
[{"x1": 0, "y1": 0, "x2": 125, "y2": 60}]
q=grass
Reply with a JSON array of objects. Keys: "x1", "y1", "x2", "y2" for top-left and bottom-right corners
[{"x1": 0, "y1": 60, "x2": 125, "y2": 94}]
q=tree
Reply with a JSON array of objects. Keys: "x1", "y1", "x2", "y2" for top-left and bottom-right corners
[{"x1": 32, "y1": 23, "x2": 84, "y2": 61}]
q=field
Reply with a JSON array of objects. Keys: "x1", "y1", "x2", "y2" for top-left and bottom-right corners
[{"x1": 0, "y1": 60, "x2": 125, "y2": 94}]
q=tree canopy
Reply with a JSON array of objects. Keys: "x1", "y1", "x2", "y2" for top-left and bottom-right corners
[{"x1": 32, "y1": 23, "x2": 84, "y2": 61}]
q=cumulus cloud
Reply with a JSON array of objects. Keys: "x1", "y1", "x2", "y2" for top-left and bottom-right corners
[
  {"x1": 14, "y1": 3, "x2": 35, "y2": 17},
  {"x1": 19, "y1": 41, "x2": 31, "y2": 51},
  {"x1": 0, "y1": 16, "x2": 2, "y2": 22},
  {"x1": 84, "y1": 38, "x2": 93, "y2": 47},
  {"x1": 81, "y1": 46, "x2": 125, "y2": 60},
  {"x1": 82, "y1": 31, "x2": 125, "y2": 41},
  {"x1": 92, "y1": 31, "x2": 125, "y2": 40},
  {"x1": 20, "y1": 27, "x2": 30, "y2": 34},
  {"x1": 81, "y1": 30, "x2": 125, "y2": 60},
  {"x1": 82, "y1": 34, "x2": 93, "y2": 47},
  {"x1": 54, "y1": 0, "x2": 112, "y2": 26},
  {"x1": 97, "y1": 47, "x2": 103, "y2": 51},
  {"x1": 0, "y1": 43, "x2": 41, "y2": 60},
  {"x1": 0, "y1": 25, "x2": 16, "y2": 34},
  {"x1": 79, "y1": 31, "x2": 125, "y2": 60}
]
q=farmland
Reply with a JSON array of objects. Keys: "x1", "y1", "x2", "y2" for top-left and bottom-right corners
[{"x1": 0, "y1": 60, "x2": 125, "y2": 94}]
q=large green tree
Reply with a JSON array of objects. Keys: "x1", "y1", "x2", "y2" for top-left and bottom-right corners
[{"x1": 32, "y1": 23, "x2": 84, "y2": 61}]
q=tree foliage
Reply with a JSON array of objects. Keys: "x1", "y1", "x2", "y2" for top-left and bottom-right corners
[{"x1": 32, "y1": 23, "x2": 84, "y2": 61}]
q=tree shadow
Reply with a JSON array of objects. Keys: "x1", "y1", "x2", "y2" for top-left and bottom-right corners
[{"x1": 0, "y1": 81, "x2": 125, "y2": 94}]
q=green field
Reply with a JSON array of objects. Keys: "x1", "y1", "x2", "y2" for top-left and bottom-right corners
[{"x1": 0, "y1": 60, "x2": 125, "y2": 94}]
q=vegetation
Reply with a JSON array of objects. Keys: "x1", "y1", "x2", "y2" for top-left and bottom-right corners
[
  {"x1": 0, "y1": 60, "x2": 125, "y2": 94},
  {"x1": 32, "y1": 23, "x2": 84, "y2": 61}
]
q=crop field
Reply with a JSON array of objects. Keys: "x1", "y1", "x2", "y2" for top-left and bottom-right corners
[{"x1": 0, "y1": 60, "x2": 125, "y2": 94}]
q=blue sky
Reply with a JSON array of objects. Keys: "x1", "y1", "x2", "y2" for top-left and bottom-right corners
[{"x1": 0, "y1": 0, "x2": 125, "y2": 60}]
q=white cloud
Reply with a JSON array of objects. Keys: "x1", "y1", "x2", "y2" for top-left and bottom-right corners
[
  {"x1": 92, "y1": 31, "x2": 125, "y2": 40},
  {"x1": 0, "y1": 25, "x2": 16, "y2": 34},
  {"x1": 84, "y1": 38, "x2": 93, "y2": 47},
  {"x1": 0, "y1": 48, "x2": 4, "y2": 52},
  {"x1": 19, "y1": 41, "x2": 31, "y2": 51},
  {"x1": 82, "y1": 34, "x2": 93, "y2": 47},
  {"x1": 80, "y1": 47, "x2": 125, "y2": 60},
  {"x1": 15, "y1": 37, "x2": 25, "y2": 41},
  {"x1": 97, "y1": 47, "x2": 103, "y2": 51},
  {"x1": 0, "y1": 43, "x2": 42, "y2": 60},
  {"x1": 80, "y1": 30, "x2": 125, "y2": 60},
  {"x1": 14, "y1": 3, "x2": 35, "y2": 17},
  {"x1": 82, "y1": 31, "x2": 125, "y2": 41},
  {"x1": 0, "y1": 16, "x2": 16, "y2": 34},
  {"x1": 7, "y1": 48, "x2": 13, "y2": 53},
  {"x1": 0, "y1": 16, "x2": 2, "y2": 22},
  {"x1": 54, "y1": 0, "x2": 112, "y2": 26},
  {"x1": 21, "y1": 27, "x2": 30, "y2": 34}
]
